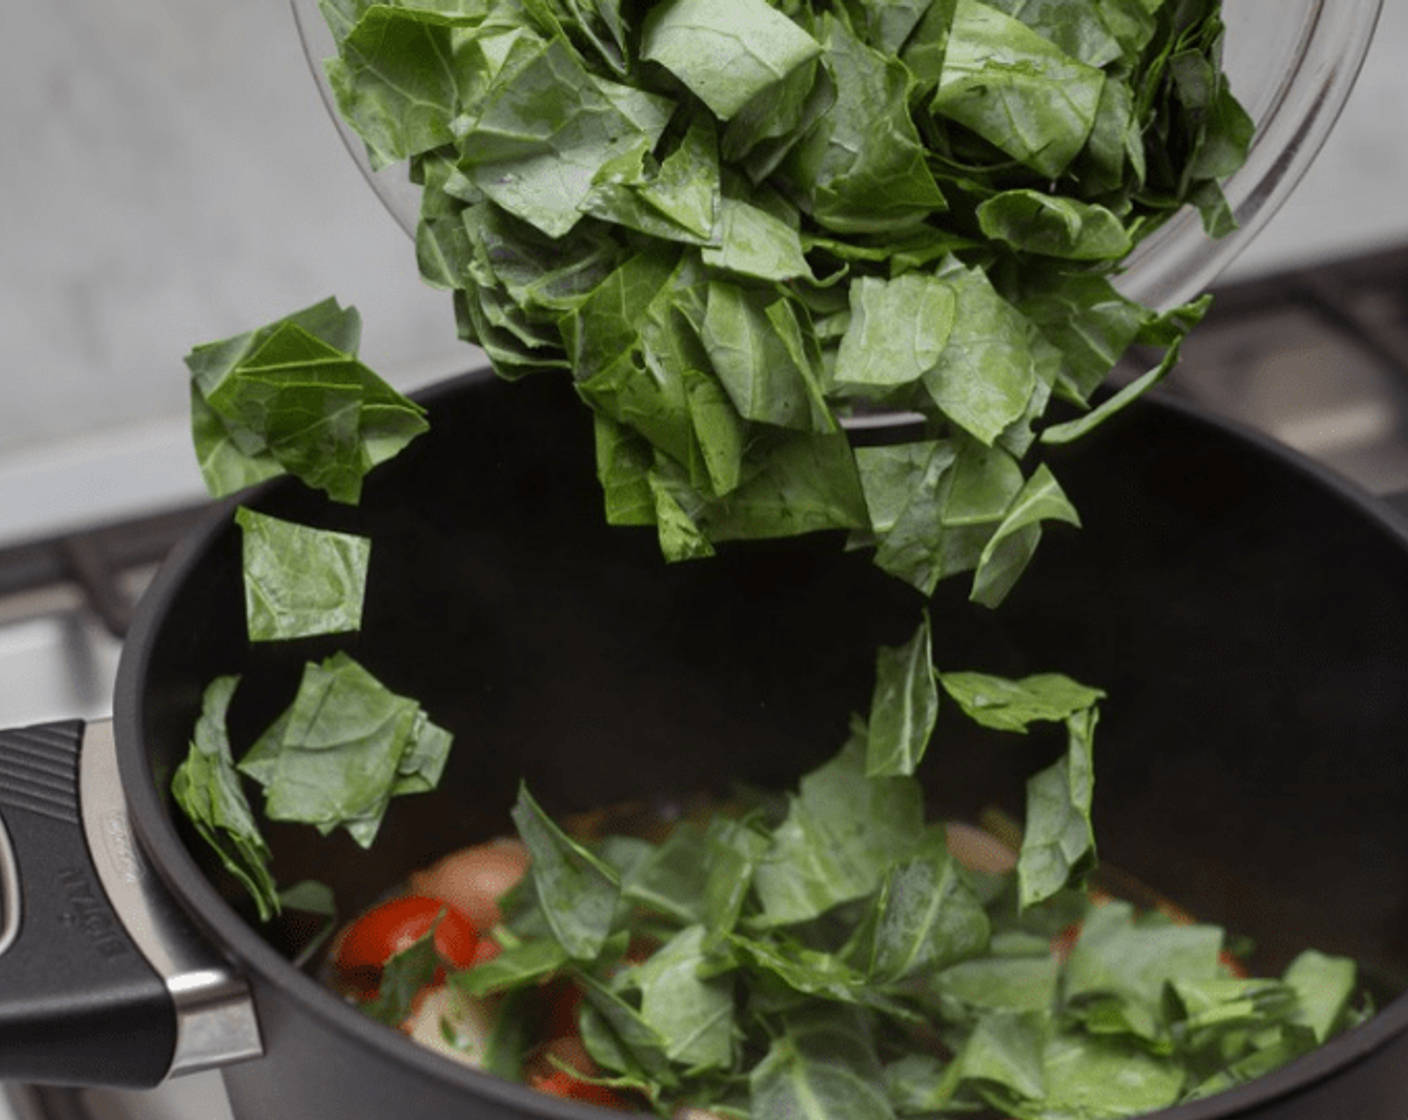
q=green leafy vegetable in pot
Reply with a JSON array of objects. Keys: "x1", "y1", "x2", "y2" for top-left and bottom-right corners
[{"x1": 313, "y1": 733, "x2": 1367, "y2": 1120}]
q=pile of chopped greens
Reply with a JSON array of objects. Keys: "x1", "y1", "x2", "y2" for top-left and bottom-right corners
[
  {"x1": 319, "y1": 0, "x2": 1248, "y2": 602},
  {"x1": 165, "y1": 0, "x2": 1373, "y2": 1114},
  {"x1": 439, "y1": 719, "x2": 1367, "y2": 1119}
]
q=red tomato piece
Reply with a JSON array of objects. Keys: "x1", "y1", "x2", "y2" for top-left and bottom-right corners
[
  {"x1": 526, "y1": 1038, "x2": 627, "y2": 1110},
  {"x1": 470, "y1": 935, "x2": 503, "y2": 967},
  {"x1": 531, "y1": 1068, "x2": 627, "y2": 1107},
  {"x1": 335, "y1": 895, "x2": 480, "y2": 994}
]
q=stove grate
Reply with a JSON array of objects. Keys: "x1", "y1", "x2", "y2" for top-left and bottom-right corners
[{"x1": 0, "y1": 505, "x2": 210, "y2": 639}]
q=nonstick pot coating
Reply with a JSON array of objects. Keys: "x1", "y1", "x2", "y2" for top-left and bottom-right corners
[{"x1": 117, "y1": 368, "x2": 1408, "y2": 1118}]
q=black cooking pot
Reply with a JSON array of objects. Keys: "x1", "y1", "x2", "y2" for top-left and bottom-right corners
[{"x1": 3, "y1": 367, "x2": 1408, "y2": 1118}]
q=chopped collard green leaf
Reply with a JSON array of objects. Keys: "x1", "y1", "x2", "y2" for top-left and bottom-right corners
[
  {"x1": 234, "y1": 507, "x2": 371, "y2": 641},
  {"x1": 640, "y1": 0, "x2": 824, "y2": 122},
  {"x1": 510, "y1": 782, "x2": 623, "y2": 961},
  {"x1": 315, "y1": 0, "x2": 1253, "y2": 596},
  {"x1": 186, "y1": 297, "x2": 428, "y2": 504},
  {"x1": 865, "y1": 611, "x2": 940, "y2": 778},
  {"x1": 940, "y1": 671, "x2": 1107, "y2": 734},
  {"x1": 362, "y1": 925, "x2": 445, "y2": 1027},
  {"x1": 752, "y1": 727, "x2": 925, "y2": 928},
  {"x1": 171, "y1": 676, "x2": 281, "y2": 920},
  {"x1": 1016, "y1": 705, "x2": 1099, "y2": 909},
  {"x1": 238, "y1": 651, "x2": 453, "y2": 848}
]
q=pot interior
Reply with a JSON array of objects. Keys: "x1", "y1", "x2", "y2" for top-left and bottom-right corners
[{"x1": 133, "y1": 369, "x2": 1408, "y2": 1000}]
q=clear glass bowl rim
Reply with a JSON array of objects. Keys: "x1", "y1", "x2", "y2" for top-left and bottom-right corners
[{"x1": 291, "y1": 0, "x2": 1386, "y2": 311}]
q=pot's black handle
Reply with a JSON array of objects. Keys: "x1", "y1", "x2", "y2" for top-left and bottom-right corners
[{"x1": 0, "y1": 720, "x2": 262, "y2": 1088}]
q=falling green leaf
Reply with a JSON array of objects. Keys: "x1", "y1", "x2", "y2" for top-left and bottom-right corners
[{"x1": 234, "y1": 507, "x2": 371, "y2": 641}]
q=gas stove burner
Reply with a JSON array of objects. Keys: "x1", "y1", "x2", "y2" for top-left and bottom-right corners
[{"x1": 5, "y1": 1074, "x2": 235, "y2": 1120}]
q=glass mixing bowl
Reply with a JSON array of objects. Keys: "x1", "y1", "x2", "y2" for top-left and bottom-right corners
[{"x1": 291, "y1": 0, "x2": 1383, "y2": 310}]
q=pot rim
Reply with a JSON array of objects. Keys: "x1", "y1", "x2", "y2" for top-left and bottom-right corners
[{"x1": 113, "y1": 371, "x2": 1408, "y2": 1118}]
